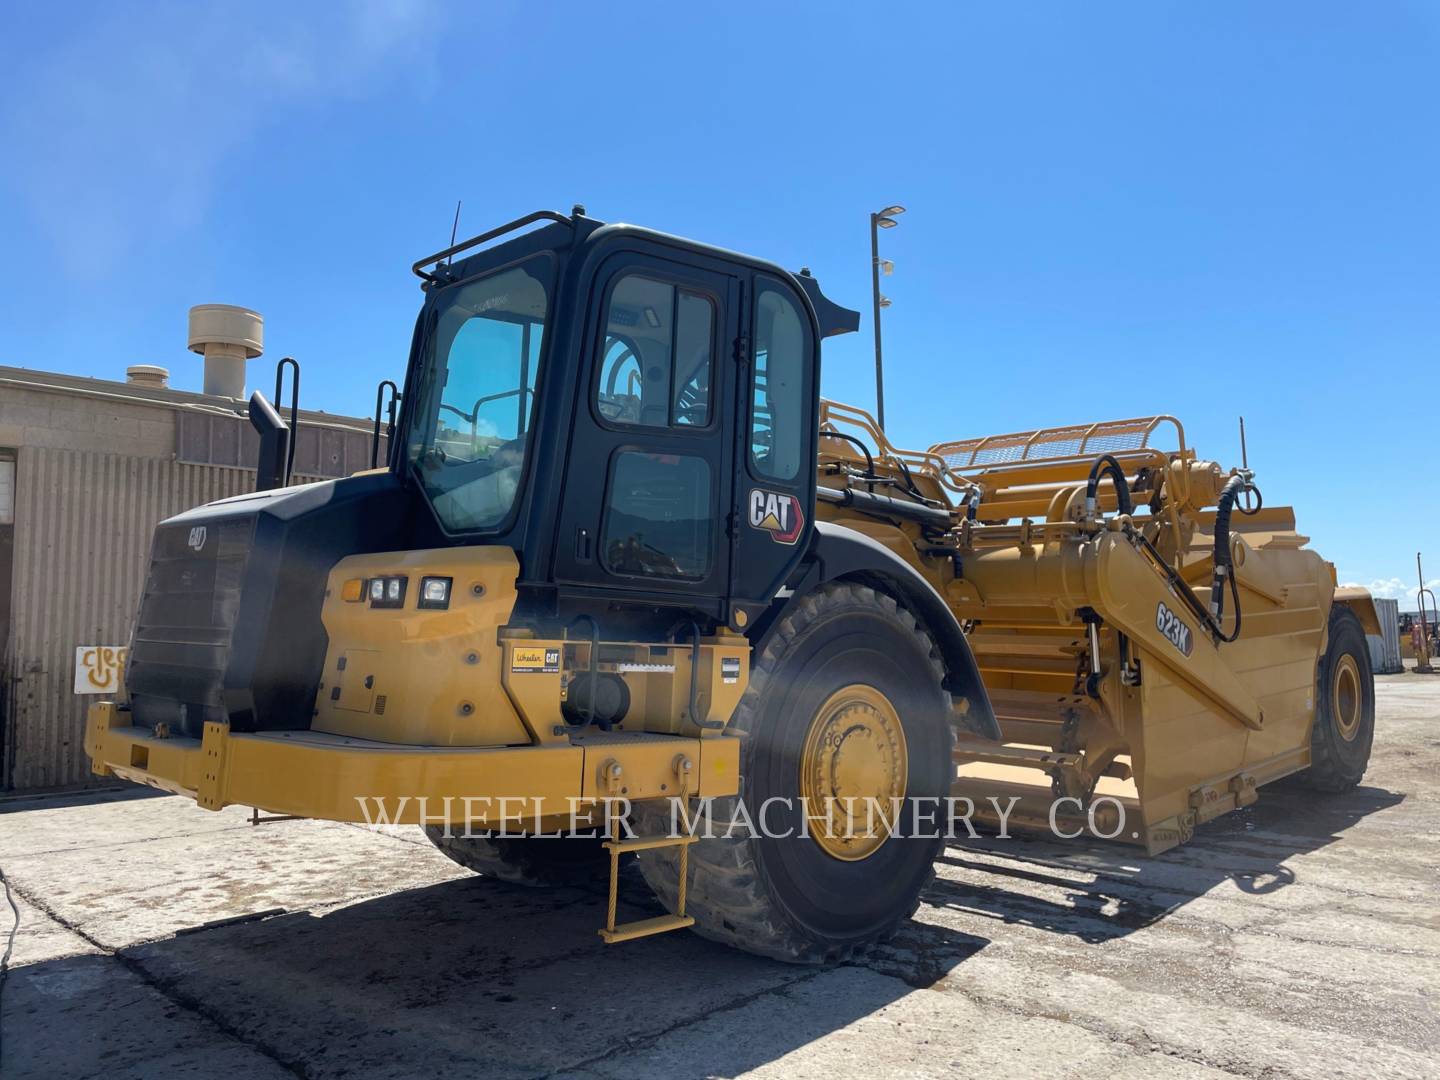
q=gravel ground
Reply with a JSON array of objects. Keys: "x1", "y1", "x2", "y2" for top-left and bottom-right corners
[{"x1": 1, "y1": 671, "x2": 1436, "y2": 1079}]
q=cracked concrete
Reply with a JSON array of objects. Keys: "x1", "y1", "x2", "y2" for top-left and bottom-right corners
[{"x1": 1, "y1": 672, "x2": 1436, "y2": 1079}]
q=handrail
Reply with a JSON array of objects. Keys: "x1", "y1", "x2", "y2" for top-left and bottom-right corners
[
  {"x1": 928, "y1": 414, "x2": 1193, "y2": 528},
  {"x1": 412, "y1": 210, "x2": 572, "y2": 281},
  {"x1": 818, "y1": 399, "x2": 968, "y2": 494},
  {"x1": 272, "y1": 357, "x2": 300, "y2": 485},
  {"x1": 930, "y1": 415, "x2": 1187, "y2": 472},
  {"x1": 371, "y1": 379, "x2": 399, "y2": 469},
  {"x1": 814, "y1": 402, "x2": 1224, "y2": 559},
  {"x1": 438, "y1": 388, "x2": 535, "y2": 445}
]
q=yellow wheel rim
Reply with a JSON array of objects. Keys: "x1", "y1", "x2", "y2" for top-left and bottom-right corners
[
  {"x1": 1332, "y1": 654, "x2": 1362, "y2": 741},
  {"x1": 799, "y1": 684, "x2": 908, "y2": 862}
]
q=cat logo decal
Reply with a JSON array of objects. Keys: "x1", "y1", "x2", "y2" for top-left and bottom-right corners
[{"x1": 748, "y1": 489, "x2": 804, "y2": 545}]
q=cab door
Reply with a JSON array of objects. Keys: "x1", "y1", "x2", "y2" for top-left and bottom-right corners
[
  {"x1": 553, "y1": 251, "x2": 740, "y2": 613},
  {"x1": 727, "y1": 275, "x2": 818, "y2": 622}
]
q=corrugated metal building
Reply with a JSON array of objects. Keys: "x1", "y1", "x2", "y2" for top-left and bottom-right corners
[
  {"x1": 1367, "y1": 597, "x2": 1402, "y2": 675},
  {"x1": 0, "y1": 363, "x2": 385, "y2": 790}
]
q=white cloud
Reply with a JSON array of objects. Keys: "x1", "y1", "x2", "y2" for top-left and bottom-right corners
[
  {"x1": 1339, "y1": 576, "x2": 1440, "y2": 605},
  {"x1": 0, "y1": 1, "x2": 441, "y2": 278}
]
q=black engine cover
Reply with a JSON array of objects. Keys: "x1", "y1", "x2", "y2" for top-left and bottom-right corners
[{"x1": 127, "y1": 473, "x2": 413, "y2": 737}]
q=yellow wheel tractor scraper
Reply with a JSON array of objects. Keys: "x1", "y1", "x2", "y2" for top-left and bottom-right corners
[{"x1": 86, "y1": 209, "x2": 1378, "y2": 963}]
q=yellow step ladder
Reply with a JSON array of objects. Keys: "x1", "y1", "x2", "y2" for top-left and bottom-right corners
[{"x1": 598, "y1": 794, "x2": 697, "y2": 944}]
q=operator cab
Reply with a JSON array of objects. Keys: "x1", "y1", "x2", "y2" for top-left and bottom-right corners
[
  {"x1": 399, "y1": 207, "x2": 859, "y2": 634},
  {"x1": 125, "y1": 208, "x2": 858, "y2": 740}
]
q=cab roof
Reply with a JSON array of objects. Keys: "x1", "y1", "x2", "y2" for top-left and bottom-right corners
[{"x1": 413, "y1": 207, "x2": 860, "y2": 339}]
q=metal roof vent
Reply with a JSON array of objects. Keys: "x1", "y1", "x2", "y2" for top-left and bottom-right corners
[
  {"x1": 187, "y1": 304, "x2": 263, "y2": 399},
  {"x1": 126, "y1": 364, "x2": 169, "y2": 389}
]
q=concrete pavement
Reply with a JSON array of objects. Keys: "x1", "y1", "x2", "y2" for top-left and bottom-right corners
[{"x1": 1, "y1": 673, "x2": 1437, "y2": 1079}]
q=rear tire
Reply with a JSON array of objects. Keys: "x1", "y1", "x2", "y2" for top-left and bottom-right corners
[
  {"x1": 1299, "y1": 606, "x2": 1375, "y2": 792},
  {"x1": 635, "y1": 583, "x2": 954, "y2": 963},
  {"x1": 421, "y1": 827, "x2": 608, "y2": 887}
]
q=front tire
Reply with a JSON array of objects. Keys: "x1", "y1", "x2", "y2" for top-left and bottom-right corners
[
  {"x1": 636, "y1": 583, "x2": 955, "y2": 963},
  {"x1": 1299, "y1": 605, "x2": 1375, "y2": 792}
]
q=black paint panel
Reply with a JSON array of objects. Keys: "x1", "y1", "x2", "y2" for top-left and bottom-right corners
[{"x1": 128, "y1": 474, "x2": 414, "y2": 735}]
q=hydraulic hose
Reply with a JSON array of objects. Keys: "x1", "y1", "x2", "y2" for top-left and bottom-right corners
[
  {"x1": 1100, "y1": 455, "x2": 1259, "y2": 648},
  {"x1": 1211, "y1": 474, "x2": 1246, "y2": 575},
  {"x1": 819, "y1": 431, "x2": 876, "y2": 480},
  {"x1": 816, "y1": 485, "x2": 955, "y2": 530},
  {"x1": 819, "y1": 432, "x2": 933, "y2": 504},
  {"x1": 1208, "y1": 473, "x2": 1261, "y2": 643},
  {"x1": 1084, "y1": 455, "x2": 1135, "y2": 517}
]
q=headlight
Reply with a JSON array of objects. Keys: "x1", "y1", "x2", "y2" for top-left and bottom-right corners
[
  {"x1": 418, "y1": 576, "x2": 452, "y2": 610},
  {"x1": 368, "y1": 575, "x2": 407, "y2": 609}
]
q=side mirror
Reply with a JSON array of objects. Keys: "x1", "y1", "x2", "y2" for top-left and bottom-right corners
[{"x1": 249, "y1": 391, "x2": 291, "y2": 492}]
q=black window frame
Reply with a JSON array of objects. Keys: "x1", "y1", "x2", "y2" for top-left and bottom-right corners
[
  {"x1": 406, "y1": 250, "x2": 559, "y2": 540},
  {"x1": 590, "y1": 270, "x2": 722, "y2": 436},
  {"x1": 746, "y1": 276, "x2": 814, "y2": 484}
]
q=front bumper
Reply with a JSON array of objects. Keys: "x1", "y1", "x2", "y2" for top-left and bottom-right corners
[{"x1": 85, "y1": 702, "x2": 740, "y2": 826}]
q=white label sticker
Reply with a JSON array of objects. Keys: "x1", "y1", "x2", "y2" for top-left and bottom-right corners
[{"x1": 75, "y1": 646, "x2": 127, "y2": 694}]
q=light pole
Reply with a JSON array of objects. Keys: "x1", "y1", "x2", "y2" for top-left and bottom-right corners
[{"x1": 869, "y1": 205, "x2": 904, "y2": 432}]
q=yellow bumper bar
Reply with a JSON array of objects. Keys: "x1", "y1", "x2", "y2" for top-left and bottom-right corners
[{"x1": 85, "y1": 703, "x2": 740, "y2": 826}]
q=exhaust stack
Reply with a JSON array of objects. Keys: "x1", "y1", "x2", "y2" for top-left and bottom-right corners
[{"x1": 188, "y1": 304, "x2": 263, "y2": 399}]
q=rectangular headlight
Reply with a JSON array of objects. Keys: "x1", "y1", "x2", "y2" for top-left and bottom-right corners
[
  {"x1": 418, "y1": 576, "x2": 452, "y2": 610},
  {"x1": 368, "y1": 575, "x2": 407, "y2": 609}
]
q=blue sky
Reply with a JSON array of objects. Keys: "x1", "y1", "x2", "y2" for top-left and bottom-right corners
[{"x1": 1, "y1": 1, "x2": 1436, "y2": 602}]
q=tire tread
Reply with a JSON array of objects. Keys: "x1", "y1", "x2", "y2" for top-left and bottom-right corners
[
  {"x1": 635, "y1": 582, "x2": 952, "y2": 963},
  {"x1": 1299, "y1": 606, "x2": 1375, "y2": 792}
]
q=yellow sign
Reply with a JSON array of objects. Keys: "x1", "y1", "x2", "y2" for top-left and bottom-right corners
[
  {"x1": 511, "y1": 646, "x2": 560, "y2": 673},
  {"x1": 75, "y1": 646, "x2": 127, "y2": 694}
]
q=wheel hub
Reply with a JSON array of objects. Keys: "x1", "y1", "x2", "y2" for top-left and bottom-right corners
[
  {"x1": 799, "y1": 684, "x2": 908, "y2": 861},
  {"x1": 1333, "y1": 654, "x2": 1362, "y2": 741}
]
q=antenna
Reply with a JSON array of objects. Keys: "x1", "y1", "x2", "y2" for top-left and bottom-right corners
[
  {"x1": 1236, "y1": 415, "x2": 1260, "y2": 514},
  {"x1": 444, "y1": 200, "x2": 462, "y2": 264}
]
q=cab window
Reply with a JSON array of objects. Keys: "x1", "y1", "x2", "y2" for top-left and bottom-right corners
[
  {"x1": 601, "y1": 451, "x2": 713, "y2": 580},
  {"x1": 750, "y1": 284, "x2": 809, "y2": 481},
  {"x1": 597, "y1": 275, "x2": 714, "y2": 428},
  {"x1": 409, "y1": 258, "x2": 551, "y2": 532}
]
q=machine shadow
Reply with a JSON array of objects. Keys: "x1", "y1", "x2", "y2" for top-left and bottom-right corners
[
  {"x1": 0, "y1": 780, "x2": 164, "y2": 815},
  {"x1": 926, "y1": 782, "x2": 1403, "y2": 944},
  {"x1": 9, "y1": 861, "x2": 988, "y2": 1080}
]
